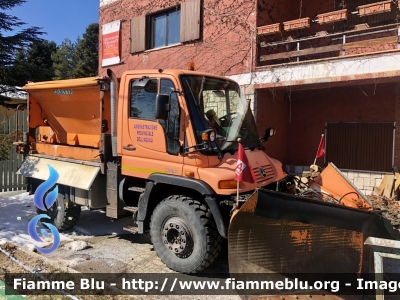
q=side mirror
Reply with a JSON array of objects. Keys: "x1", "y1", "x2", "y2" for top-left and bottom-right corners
[
  {"x1": 260, "y1": 127, "x2": 276, "y2": 143},
  {"x1": 155, "y1": 94, "x2": 170, "y2": 120}
]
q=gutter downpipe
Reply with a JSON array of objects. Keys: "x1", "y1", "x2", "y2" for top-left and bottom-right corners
[{"x1": 107, "y1": 69, "x2": 118, "y2": 157}]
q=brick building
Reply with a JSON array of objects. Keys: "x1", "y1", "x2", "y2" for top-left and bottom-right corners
[{"x1": 99, "y1": 0, "x2": 400, "y2": 194}]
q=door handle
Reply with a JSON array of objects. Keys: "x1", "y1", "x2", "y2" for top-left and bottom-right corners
[{"x1": 123, "y1": 146, "x2": 136, "y2": 151}]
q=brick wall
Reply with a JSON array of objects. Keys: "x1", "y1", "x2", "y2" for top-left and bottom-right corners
[
  {"x1": 256, "y1": 83, "x2": 397, "y2": 167},
  {"x1": 256, "y1": 88, "x2": 289, "y2": 165},
  {"x1": 99, "y1": 0, "x2": 256, "y2": 78},
  {"x1": 344, "y1": 43, "x2": 398, "y2": 56},
  {"x1": 257, "y1": 0, "x2": 399, "y2": 64},
  {"x1": 257, "y1": 0, "x2": 337, "y2": 32}
]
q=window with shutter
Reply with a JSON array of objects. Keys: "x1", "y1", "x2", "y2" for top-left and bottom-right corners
[
  {"x1": 150, "y1": 9, "x2": 181, "y2": 49},
  {"x1": 130, "y1": 0, "x2": 201, "y2": 53},
  {"x1": 326, "y1": 122, "x2": 395, "y2": 172}
]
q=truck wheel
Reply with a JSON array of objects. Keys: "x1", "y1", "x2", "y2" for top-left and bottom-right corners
[
  {"x1": 150, "y1": 195, "x2": 222, "y2": 273},
  {"x1": 37, "y1": 191, "x2": 81, "y2": 231}
]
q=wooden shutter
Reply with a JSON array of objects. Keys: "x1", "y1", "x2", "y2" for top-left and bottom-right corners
[
  {"x1": 130, "y1": 15, "x2": 146, "y2": 53},
  {"x1": 180, "y1": 0, "x2": 201, "y2": 43},
  {"x1": 326, "y1": 122, "x2": 394, "y2": 172}
]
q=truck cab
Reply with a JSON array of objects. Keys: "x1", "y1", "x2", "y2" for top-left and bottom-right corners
[{"x1": 116, "y1": 69, "x2": 285, "y2": 197}]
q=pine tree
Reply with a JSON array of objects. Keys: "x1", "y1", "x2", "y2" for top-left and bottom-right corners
[
  {"x1": 25, "y1": 40, "x2": 57, "y2": 82},
  {"x1": 0, "y1": 0, "x2": 43, "y2": 160},
  {"x1": 6, "y1": 40, "x2": 57, "y2": 86},
  {"x1": 52, "y1": 23, "x2": 99, "y2": 80},
  {"x1": 0, "y1": 0, "x2": 44, "y2": 104},
  {"x1": 52, "y1": 38, "x2": 78, "y2": 80},
  {"x1": 72, "y1": 23, "x2": 99, "y2": 78}
]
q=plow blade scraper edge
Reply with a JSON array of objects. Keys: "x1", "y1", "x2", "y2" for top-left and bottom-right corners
[{"x1": 228, "y1": 189, "x2": 395, "y2": 297}]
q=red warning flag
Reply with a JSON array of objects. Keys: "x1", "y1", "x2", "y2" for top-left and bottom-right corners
[{"x1": 235, "y1": 143, "x2": 256, "y2": 183}]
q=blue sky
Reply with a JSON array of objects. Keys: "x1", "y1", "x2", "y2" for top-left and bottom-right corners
[{"x1": 8, "y1": 0, "x2": 99, "y2": 45}]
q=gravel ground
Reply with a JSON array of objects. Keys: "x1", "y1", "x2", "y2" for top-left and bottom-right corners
[{"x1": 0, "y1": 242, "x2": 134, "y2": 300}]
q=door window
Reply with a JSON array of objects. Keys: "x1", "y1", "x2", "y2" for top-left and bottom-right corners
[
  {"x1": 160, "y1": 79, "x2": 180, "y2": 155},
  {"x1": 129, "y1": 79, "x2": 158, "y2": 120}
]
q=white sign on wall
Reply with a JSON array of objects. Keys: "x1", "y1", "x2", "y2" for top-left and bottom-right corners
[{"x1": 101, "y1": 20, "x2": 121, "y2": 67}]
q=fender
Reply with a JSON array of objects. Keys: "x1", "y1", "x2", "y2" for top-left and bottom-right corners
[
  {"x1": 137, "y1": 173, "x2": 228, "y2": 238},
  {"x1": 149, "y1": 173, "x2": 215, "y2": 195}
]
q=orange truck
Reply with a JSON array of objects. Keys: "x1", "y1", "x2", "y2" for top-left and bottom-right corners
[
  {"x1": 17, "y1": 69, "x2": 285, "y2": 273},
  {"x1": 17, "y1": 68, "x2": 394, "y2": 277}
]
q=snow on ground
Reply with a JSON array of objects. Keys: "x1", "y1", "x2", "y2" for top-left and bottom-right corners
[
  {"x1": 0, "y1": 192, "x2": 56, "y2": 250},
  {"x1": 0, "y1": 191, "x2": 132, "y2": 251},
  {"x1": 3, "y1": 191, "x2": 399, "y2": 277}
]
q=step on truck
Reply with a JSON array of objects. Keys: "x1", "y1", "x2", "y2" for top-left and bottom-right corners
[{"x1": 17, "y1": 68, "x2": 395, "y2": 277}]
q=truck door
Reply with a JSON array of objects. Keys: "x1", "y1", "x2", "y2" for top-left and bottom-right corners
[{"x1": 120, "y1": 75, "x2": 184, "y2": 178}]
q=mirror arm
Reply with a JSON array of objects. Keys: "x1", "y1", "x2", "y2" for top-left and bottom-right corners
[
  {"x1": 212, "y1": 140, "x2": 223, "y2": 160},
  {"x1": 184, "y1": 142, "x2": 208, "y2": 156}
]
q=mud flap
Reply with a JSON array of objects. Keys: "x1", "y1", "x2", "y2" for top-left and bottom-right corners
[
  {"x1": 228, "y1": 189, "x2": 395, "y2": 297},
  {"x1": 17, "y1": 156, "x2": 100, "y2": 190},
  {"x1": 106, "y1": 162, "x2": 125, "y2": 218}
]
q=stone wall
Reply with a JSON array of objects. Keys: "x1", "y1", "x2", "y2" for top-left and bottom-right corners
[{"x1": 285, "y1": 165, "x2": 386, "y2": 196}]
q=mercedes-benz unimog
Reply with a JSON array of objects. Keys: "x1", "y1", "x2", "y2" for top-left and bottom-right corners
[
  {"x1": 17, "y1": 68, "x2": 286, "y2": 273},
  {"x1": 17, "y1": 68, "x2": 394, "y2": 278}
]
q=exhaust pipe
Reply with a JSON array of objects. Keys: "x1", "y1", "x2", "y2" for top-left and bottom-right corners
[{"x1": 107, "y1": 69, "x2": 118, "y2": 157}]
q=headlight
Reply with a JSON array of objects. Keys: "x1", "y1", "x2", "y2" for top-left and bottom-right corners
[
  {"x1": 201, "y1": 129, "x2": 216, "y2": 142},
  {"x1": 209, "y1": 131, "x2": 216, "y2": 142}
]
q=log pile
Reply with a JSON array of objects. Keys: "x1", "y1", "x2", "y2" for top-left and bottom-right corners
[
  {"x1": 374, "y1": 167, "x2": 400, "y2": 200},
  {"x1": 368, "y1": 194, "x2": 400, "y2": 239}
]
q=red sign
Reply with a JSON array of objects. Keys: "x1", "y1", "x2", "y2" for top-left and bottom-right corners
[
  {"x1": 235, "y1": 143, "x2": 256, "y2": 183},
  {"x1": 102, "y1": 20, "x2": 121, "y2": 67}
]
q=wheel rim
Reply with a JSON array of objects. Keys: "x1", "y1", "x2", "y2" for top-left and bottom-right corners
[{"x1": 162, "y1": 217, "x2": 193, "y2": 258}]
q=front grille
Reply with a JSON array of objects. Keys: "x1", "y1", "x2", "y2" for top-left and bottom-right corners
[{"x1": 252, "y1": 164, "x2": 274, "y2": 183}]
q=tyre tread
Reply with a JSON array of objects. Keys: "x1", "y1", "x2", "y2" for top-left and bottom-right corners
[{"x1": 150, "y1": 194, "x2": 222, "y2": 273}]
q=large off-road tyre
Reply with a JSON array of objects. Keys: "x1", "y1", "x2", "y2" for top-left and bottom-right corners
[
  {"x1": 37, "y1": 191, "x2": 81, "y2": 231},
  {"x1": 150, "y1": 195, "x2": 222, "y2": 273}
]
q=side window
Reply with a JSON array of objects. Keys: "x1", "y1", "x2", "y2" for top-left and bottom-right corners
[
  {"x1": 160, "y1": 79, "x2": 180, "y2": 155},
  {"x1": 129, "y1": 79, "x2": 158, "y2": 120},
  {"x1": 150, "y1": 9, "x2": 180, "y2": 49}
]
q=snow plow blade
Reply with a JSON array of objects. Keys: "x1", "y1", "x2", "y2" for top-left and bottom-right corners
[{"x1": 228, "y1": 189, "x2": 395, "y2": 297}]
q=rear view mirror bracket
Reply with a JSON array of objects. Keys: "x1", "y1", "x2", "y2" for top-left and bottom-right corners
[{"x1": 260, "y1": 127, "x2": 276, "y2": 143}]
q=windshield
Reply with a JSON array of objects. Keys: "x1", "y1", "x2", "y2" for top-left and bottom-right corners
[{"x1": 180, "y1": 75, "x2": 261, "y2": 153}]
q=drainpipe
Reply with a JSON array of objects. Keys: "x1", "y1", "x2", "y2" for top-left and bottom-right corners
[{"x1": 107, "y1": 69, "x2": 118, "y2": 157}]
